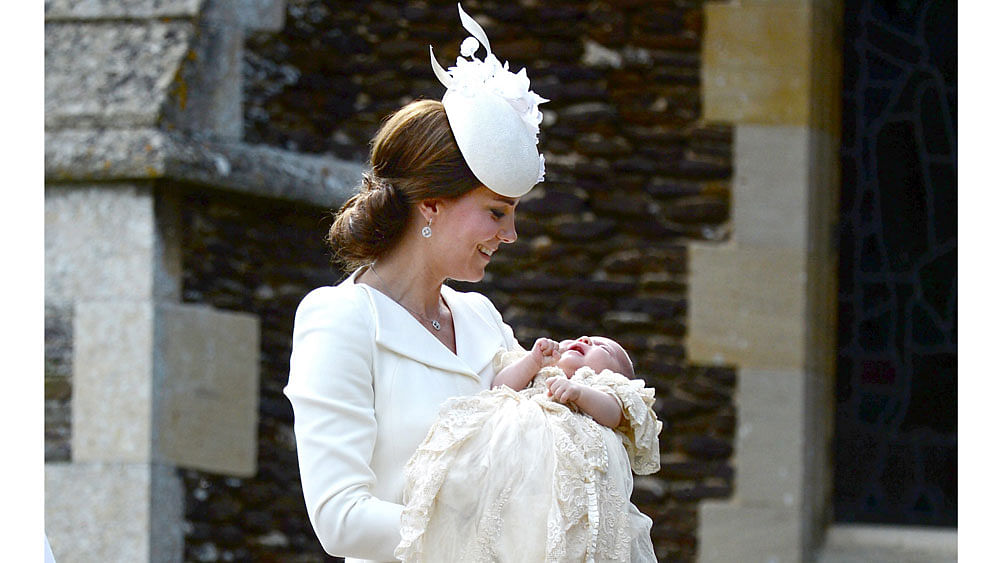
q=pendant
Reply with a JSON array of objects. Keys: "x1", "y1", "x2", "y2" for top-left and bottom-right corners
[{"x1": 431, "y1": 320, "x2": 442, "y2": 331}]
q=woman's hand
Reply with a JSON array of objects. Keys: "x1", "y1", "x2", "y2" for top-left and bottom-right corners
[{"x1": 546, "y1": 376, "x2": 582, "y2": 404}]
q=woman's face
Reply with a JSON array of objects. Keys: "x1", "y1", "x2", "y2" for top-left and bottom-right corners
[
  {"x1": 556, "y1": 336, "x2": 631, "y2": 377},
  {"x1": 429, "y1": 186, "x2": 519, "y2": 282}
]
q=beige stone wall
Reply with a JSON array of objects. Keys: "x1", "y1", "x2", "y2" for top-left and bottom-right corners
[
  {"x1": 690, "y1": 1, "x2": 843, "y2": 561},
  {"x1": 44, "y1": 183, "x2": 263, "y2": 561},
  {"x1": 45, "y1": 462, "x2": 184, "y2": 563},
  {"x1": 42, "y1": 1, "x2": 290, "y2": 559}
]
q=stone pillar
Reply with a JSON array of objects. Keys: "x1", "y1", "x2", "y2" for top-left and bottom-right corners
[
  {"x1": 44, "y1": 184, "x2": 260, "y2": 562},
  {"x1": 689, "y1": 1, "x2": 843, "y2": 561},
  {"x1": 43, "y1": 1, "x2": 288, "y2": 561}
]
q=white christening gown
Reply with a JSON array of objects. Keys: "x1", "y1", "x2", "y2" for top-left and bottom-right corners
[{"x1": 395, "y1": 350, "x2": 662, "y2": 563}]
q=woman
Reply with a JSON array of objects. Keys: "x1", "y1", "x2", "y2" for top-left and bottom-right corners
[{"x1": 284, "y1": 5, "x2": 547, "y2": 561}]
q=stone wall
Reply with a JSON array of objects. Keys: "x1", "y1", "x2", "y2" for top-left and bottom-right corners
[
  {"x1": 172, "y1": 1, "x2": 736, "y2": 562},
  {"x1": 692, "y1": 1, "x2": 844, "y2": 560},
  {"x1": 44, "y1": 303, "x2": 73, "y2": 462},
  {"x1": 176, "y1": 184, "x2": 337, "y2": 562}
]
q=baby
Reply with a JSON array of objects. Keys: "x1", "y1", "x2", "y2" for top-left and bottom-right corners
[
  {"x1": 396, "y1": 335, "x2": 661, "y2": 563},
  {"x1": 493, "y1": 335, "x2": 636, "y2": 429}
]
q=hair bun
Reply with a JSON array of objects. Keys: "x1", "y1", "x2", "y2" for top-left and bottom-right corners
[
  {"x1": 361, "y1": 173, "x2": 392, "y2": 194},
  {"x1": 328, "y1": 173, "x2": 411, "y2": 270}
]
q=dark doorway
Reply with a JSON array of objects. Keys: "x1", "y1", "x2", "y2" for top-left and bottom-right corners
[{"x1": 834, "y1": 0, "x2": 956, "y2": 527}]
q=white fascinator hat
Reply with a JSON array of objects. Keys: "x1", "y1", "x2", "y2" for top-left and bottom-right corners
[{"x1": 430, "y1": 3, "x2": 547, "y2": 198}]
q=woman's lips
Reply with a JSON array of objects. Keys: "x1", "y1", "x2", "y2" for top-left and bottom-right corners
[{"x1": 477, "y1": 244, "x2": 495, "y2": 259}]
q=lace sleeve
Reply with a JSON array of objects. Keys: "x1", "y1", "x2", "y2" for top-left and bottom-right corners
[
  {"x1": 492, "y1": 347, "x2": 529, "y2": 373},
  {"x1": 581, "y1": 368, "x2": 663, "y2": 475}
]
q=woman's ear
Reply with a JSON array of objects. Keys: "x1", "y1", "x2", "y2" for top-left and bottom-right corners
[{"x1": 417, "y1": 198, "x2": 443, "y2": 222}]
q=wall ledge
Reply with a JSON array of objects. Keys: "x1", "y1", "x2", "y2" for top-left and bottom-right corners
[
  {"x1": 45, "y1": 0, "x2": 284, "y2": 30},
  {"x1": 817, "y1": 524, "x2": 957, "y2": 563},
  {"x1": 45, "y1": 128, "x2": 362, "y2": 209}
]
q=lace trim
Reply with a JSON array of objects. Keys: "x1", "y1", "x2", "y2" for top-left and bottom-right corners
[
  {"x1": 493, "y1": 351, "x2": 662, "y2": 473},
  {"x1": 397, "y1": 356, "x2": 661, "y2": 562},
  {"x1": 572, "y1": 367, "x2": 663, "y2": 476},
  {"x1": 396, "y1": 392, "x2": 502, "y2": 562}
]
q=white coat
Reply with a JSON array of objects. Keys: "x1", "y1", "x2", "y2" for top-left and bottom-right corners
[{"x1": 284, "y1": 269, "x2": 521, "y2": 562}]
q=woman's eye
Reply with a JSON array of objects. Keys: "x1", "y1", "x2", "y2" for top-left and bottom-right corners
[{"x1": 490, "y1": 209, "x2": 506, "y2": 219}]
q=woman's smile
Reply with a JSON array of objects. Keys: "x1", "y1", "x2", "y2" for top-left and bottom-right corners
[{"x1": 477, "y1": 244, "x2": 496, "y2": 260}]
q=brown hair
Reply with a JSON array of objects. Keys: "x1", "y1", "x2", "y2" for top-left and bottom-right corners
[{"x1": 327, "y1": 99, "x2": 481, "y2": 271}]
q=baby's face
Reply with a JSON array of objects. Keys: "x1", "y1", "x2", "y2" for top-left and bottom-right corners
[{"x1": 556, "y1": 336, "x2": 631, "y2": 377}]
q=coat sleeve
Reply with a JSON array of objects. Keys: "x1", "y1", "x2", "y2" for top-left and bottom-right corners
[{"x1": 284, "y1": 286, "x2": 404, "y2": 560}]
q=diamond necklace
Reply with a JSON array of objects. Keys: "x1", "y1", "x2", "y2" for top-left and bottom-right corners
[{"x1": 368, "y1": 263, "x2": 443, "y2": 331}]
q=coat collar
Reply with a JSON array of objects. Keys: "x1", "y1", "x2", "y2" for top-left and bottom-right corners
[{"x1": 350, "y1": 270, "x2": 500, "y2": 381}]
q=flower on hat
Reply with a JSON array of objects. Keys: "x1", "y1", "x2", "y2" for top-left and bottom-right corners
[
  {"x1": 460, "y1": 36, "x2": 479, "y2": 58},
  {"x1": 429, "y1": 3, "x2": 547, "y2": 195},
  {"x1": 447, "y1": 37, "x2": 548, "y2": 142}
]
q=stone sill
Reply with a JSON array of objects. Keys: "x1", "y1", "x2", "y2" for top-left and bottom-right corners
[
  {"x1": 45, "y1": 128, "x2": 363, "y2": 209},
  {"x1": 44, "y1": 0, "x2": 285, "y2": 32},
  {"x1": 817, "y1": 524, "x2": 957, "y2": 563}
]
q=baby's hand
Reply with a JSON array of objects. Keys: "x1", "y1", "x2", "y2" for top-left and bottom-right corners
[
  {"x1": 546, "y1": 376, "x2": 582, "y2": 405},
  {"x1": 531, "y1": 338, "x2": 561, "y2": 368}
]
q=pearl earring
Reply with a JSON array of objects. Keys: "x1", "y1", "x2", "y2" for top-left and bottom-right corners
[{"x1": 421, "y1": 219, "x2": 433, "y2": 238}]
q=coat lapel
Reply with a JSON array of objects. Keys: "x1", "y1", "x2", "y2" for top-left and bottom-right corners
[
  {"x1": 362, "y1": 283, "x2": 486, "y2": 381},
  {"x1": 444, "y1": 285, "x2": 506, "y2": 377}
]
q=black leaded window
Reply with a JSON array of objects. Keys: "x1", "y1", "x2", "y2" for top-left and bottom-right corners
[{"x1": 834, "y1": 0, "x2": 956, "y2": 527}]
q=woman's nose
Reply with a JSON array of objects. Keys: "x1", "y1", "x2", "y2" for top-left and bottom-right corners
[{"x1": 498, "y1": 214, "x2": 517, "y2": 243}]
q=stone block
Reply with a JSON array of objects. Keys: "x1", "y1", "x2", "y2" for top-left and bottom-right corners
[
  {"x1": 818, "y1": 524, "x2": 958, "y2": 563},
  {"x1": 158, "y1": 303, "x2": 260, "y2": 477},
  {"x1": 46, "y1": 303, "x2": 75, "y2": 462},
  {"x1": 45, "y1": 0, "x2": 204, "y2": 20},
  {"x1": 44, "y1": 21, "x2": 195, "y2": 129},
  {"x1": 45, "y1": 184, "x2": 157, "y2": 303},
  {"x1": 45, "y1": 302, "x2": 73, "y2": 380},
  {"x1": 702, "y1": 3, "x2": 811, "y2": 125},
  {"x1": 803, "y1": 128, "x2": 842, "y2": 259},
  {"x1": 45, "y1": 462, "x2": 183, "y2": 563},
  {"x1": 805, "y1": 2, "x2": 844, "y2": 135},
  {"x1": 45, "y1": 129, "x2": 170, "y2": 183},
  {"x1": 734, "y1": 369, "x2": 806, "y2": 506},
  {"x1": 699, "y1": 501, "x2": 803, "y2": 563},
  {"x1": 71, "y1": 300, "x2": 260, "y2": 476},
  {"x1": 238, "y1": 0, "x2": 287, "y2": 32},
  {"x1": 72, "y1": 302, "x2": 156, "y2": 463},
  {"x1": 163, "y1": 0, "x2": 245, "y2": 140},
  {"x1": 686, "y1": 244, "x2": 808, "y2": 370},
  {"x1": 732, "y1": 125, "x2": 810, "y2": 249},
  {"x1": 45, "y1": 0, "x2": 287, "y2": 31}
]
